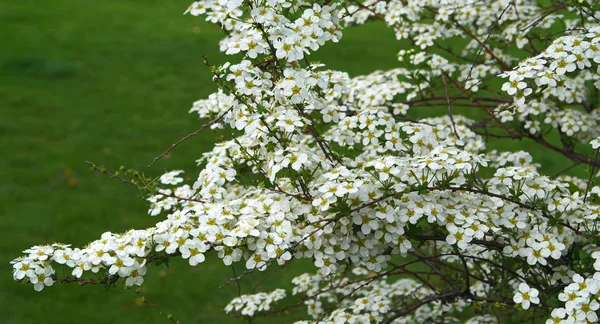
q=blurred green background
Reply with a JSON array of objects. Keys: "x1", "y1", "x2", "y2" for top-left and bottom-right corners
[
  {"x1": 0, "y1": 0, "x2": 589, "y2": 323},
  {"x1": 0, "y1": 0, "x2": 407, "y2": 323}
]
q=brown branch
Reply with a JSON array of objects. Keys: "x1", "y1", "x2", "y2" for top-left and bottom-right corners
[
  {"x1": 86, "y1": 160, "x2": 206, "y2": 203},
  {"x1": 148, "y1": 108, "x2": 231, "y2": 168},
  {"x1": 414, "y1": 235, "x2": 504, "y2": 249},
  {"x1": 521, "y1": 2, "x2": 568, "y2": 32},
  {"x1": 440, "y1": 71, "x2": 460, "y2": 139},
  {"x1": 552, "y1": 162, "x2": 581, "y2": 178},
  {"x1": 383, "y1": 288, "x2": 462, "y2": 324},
  {"x1": 450, "y1": 19, "x2": 510, "y2": 71},
  {"x1": 155, "y1": 191, "x2": 205, "y2": 204},
  {"x1": 462, "y1": 0, "x2": 516, "y2": 87},
  {"x1": 584, "y1": 148, "x2": 600, "y2": 202},
  {"x1": 470, "y1": 131, "x2": 600, "y2": 168},
  {"x1": 85, "y1": 160, "x2": 138, "y2": 187},
  {"x1": 220, "y1": 217, "x2": 339, "y2": 289},
  {"x1": 251, "y1": 260, "x2": 294, "y2": 294},
  {"x1": 403, "y1": 96, "x2": 511, "y2": 105},
  {"x1": 231, "y1": 265, "x2": 242, "y2": 297}
]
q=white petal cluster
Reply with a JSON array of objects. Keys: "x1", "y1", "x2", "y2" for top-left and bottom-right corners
[
  {"x1": 499, "y1": 28, "x2": 600, "y2": 142},
  {"x1": 225, "y1": 289, "x2": 286, "y2": 316}
]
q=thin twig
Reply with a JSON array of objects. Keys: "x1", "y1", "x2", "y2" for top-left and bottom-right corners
[
  {"x1": 440, "y1": 71, "x2": 460, "y2": 139},
  {"x1": 128, "y1": 287, "x2": 179, "y2": 324},
  {"x1": 220, "y1": 217, "x2": 338, "y2": 289},
  {"x1": 85, "y1": 160, "x2": 138, "y2": 187},
  {"x1": 521, "y1": 2, "x2": 568, "y2": 32},
  {"x1": 552, "y1": 162, "x2": 581, "y2": 178},
  {"x1": 86, "y1": 160, "x2": 205, "y2": 203},
  {"x1": 148, "y1": 108, "x2": 231, "y2": 168},
  {"x1": 463, "y1": 0, "x2": 516, "y2": 88},
  {"x1": 231, "y1": 265, "x2": 242, "y2": 297},
  {"x1": 584, "y1": 148, "x2": 600, "y2": 202}
]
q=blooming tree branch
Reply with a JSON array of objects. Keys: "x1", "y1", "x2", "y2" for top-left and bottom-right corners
[{"x1": 11, "y1": 0, "x2": 600, "y2": 323}]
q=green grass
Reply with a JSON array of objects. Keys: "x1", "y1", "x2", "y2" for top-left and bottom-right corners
[
  {"x1": 0, "y1": 1, "x2": 406, "y2": 323},
  {"x1": 1, "y1": 1, "x2": 591, "y2": 323}
]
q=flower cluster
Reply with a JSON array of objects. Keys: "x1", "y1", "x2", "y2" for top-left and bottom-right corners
[
  {"x1": 545, "y1": 272, "x2": 600, "y2": 323},
  {"x1": 225, "y1": 289, "x2": 286, "y2": 316},
  {"x1": 498, "y1": 28, "x2": 600, "y2": 141},
  {"x1": 11, "y1": 232, "x2": 150, "y2": 291}
]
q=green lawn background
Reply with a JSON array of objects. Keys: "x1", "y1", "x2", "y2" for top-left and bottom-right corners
[
  {"x1": 0, "y1": 0, "x2": 587, "y2": 323},
  {"x1": 0, "y1": 1, "x2": 407, "y2": 323}
]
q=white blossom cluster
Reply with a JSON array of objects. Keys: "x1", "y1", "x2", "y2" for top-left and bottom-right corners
[
  {"x1": 186, "y1": 0, "x2": 342, "y2": 62},
  {"x1": 290, "y1": 266, "x2": 473, "y2": 323},
  {"x1": 11, "y1": 0, "x2": 600, "y2": 323},
  {"x1": 12, "y1": 233, "x2": 150, "y2": 291},
  {"x1": 225, "y1": 289, "x2": 286, "y2": 316},
  {"x1": 500, "y1": 27, "x2": 600, "y2": 142},
  {"x1": 545, "y1": 272, "x2": 600, "y2": 323}
]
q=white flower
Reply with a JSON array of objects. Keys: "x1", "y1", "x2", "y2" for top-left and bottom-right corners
[
  {"x1": 513, "y1": 283, "x2": 540, "y2": 310},
  {"x1": 545, "y1": 308, "x2": 566, "y2": 324},
  {"x1": 180, "y1": 238, "x2": 207, "y2": 266},
  {"x1": 159, "y1": 170, "x2": 184, "y2": 185},
  {"x1": 108, "y1": 257, "x2": 134, "y2": 277},
  {"x1": 53, "y1": 249, "x2": 79, "y2": 267},
  {"x1": 29, "y1": 267, "x2": 55, "y2": 292},
  {"x1": 591, "y1": 136, "x2": 600, "y2": 149},
  {"x1": 12, "y1": 259, "x2": 36, "y2": 280},
  {"x1": 184, "y1": 2, "x2": 206, "y2": 16},
  {"x1": 125, "y1": 267, "x2": 147, "y2": 287},
  {"x1": 502, "y1": 79, "x2": 528, "y2": 96}
]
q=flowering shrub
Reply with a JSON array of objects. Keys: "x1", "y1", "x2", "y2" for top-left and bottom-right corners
[{"x1": 11, "y1": 0, "x2": 600, "y2": 322}]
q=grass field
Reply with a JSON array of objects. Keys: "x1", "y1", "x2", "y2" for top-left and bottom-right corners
[
  {"x1": 0, "y1": 1, "x2": 407, "y2": 323},
  {"x1": 0, "y1": 0, "x2": 589, "y2": 323}
]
